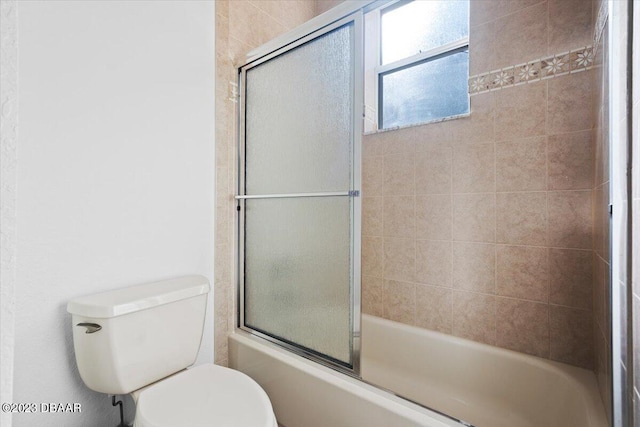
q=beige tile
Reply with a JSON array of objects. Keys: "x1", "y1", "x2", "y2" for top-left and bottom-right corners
[
  {"x1": 548, "y1": 72, "x2": 593, "y2": 134},
  {"x1": 216, "y1": 0, "x2": 230, "y2": 19},
  {"x1": 635, "y1": 199, "x2": 640, "y2": 284},
  {"x1": 495, "y1": 82, "x2": 546, "y2": 142},
  {"x1": 415, "y1": 148, "x2": 452, "y2": 195},
  {"x1": 452, "y1": 143, "x2": 495, "y2": 193},
  {"x1": 593, "y1": 120, "x2": 608, "y2": 188},
  {"x1": 471, "y1": 0, "x2": 546, "y2": 28},
  {"x1": 494, "y1": 2, "x2": 547, "y2": 69},
  {"x1": 449, "y1": 92, "x2": 495, "y2": 144},
  {"x1": 452, "y1": 290, "x2": 496, "y2": 345},
  {"x1": 496, "y1": 137, "x2": 547, "y2": 191},
  {"x1": 548, "y1": 190, "x2": 592, "y2": 249},
  {"x1": 215, "y1": 243, "x2": 231, "y2": 285},
  {"x1": 215, "y1": 323, "x2": 229, "y2": 364},
  {"x1": 548, "y1": 0, "x2": 593, "y2": 54},
  {"x1": 633, "y1": 295, "x2": 640, "y2": 389},
  {"x1": 362, "y1": 236, "x2": 383, "y2": 278},
  {"x1": 550, "y1": 305, "x2": 594, "y2": 369},
  {"x1": 384, "y1": 237, "x2": 415, "y2": 283},
  {"x1": 549, "y1": 248, "x2": 593, "y2": 310},
  {"x1": 230, "y1": 1, "x2": 289, "y2": 49},
  {"x1": 362, "y1": 275, "x2": 383, "y2": 317},
  {"x1": 362, "y1": 197, "x2": 383, "y2": 236},
  {"x1": 216, "y1": 165, "x2": 230, "y2": 205},
  {"x1": 593, "y1": 185, "x2": 604, "y2": 256},
  {"x1": 416, "y1": 195, "x2": 452, "y2": 240},
  {"x1": 470, "y1": 21, "x2": 495, "y2": 75},
  {"x1": 470, "y1": 0, "x2": 499, "y2": 27},
  {"x1": 229, "y1": 2, "x2": 262, "y2": 48},
  {"x1": 618, "y1": 284, "x2": 627, "y2": 368},
  {"x1": 412, "y1": 120, "x2": 452, "y2": 146},
  {"x1": 495, "y1": 0, "x2": 547, "y2": 17},
  {"x1": 603, "y1": 184, "x2": 610, "y2": 257},
  {"x1": 383, "y1": 196, "x2": 415, "y2": 238},
  {"x1": 415, "y1": 285, "x2": 453, "y2": 333},
  {"x1": 453, "y1": 242, "x2": 496, "y2": 294},
  {"x1": 496, "y1": 298, "x2": 549, "y2": 357},
  {"x1": 548, "y1": 131, "x2": 593, "y2": 190},
  {"x1": 453, "y1": 193, "x2": 496, "y2": 242},
  {"x1": 496, "y1": 245, "x2": 548, "y2": 302},
  {"x1": 593, "y1": 255, "x2": 609, "y2": 333},
  {"x1": 363, "y1": 133, "x2": 385, "y2": 159},
  {"x1": 593, "y1": 323, "x2": 611, "y2": 418},
  {"x1": 383, "y1": 280, "x2": 416, "y2": 324},
  {"x1": 496, "y1": 192, "x2": 548, "y2": 246},
  {"x1": 214, "y1": 283, "x2": 229, "y2": 328},
  {"x1": 383, "y1": 153, "x2": 415, "y2": 196},
  {"x1": 315, "y1": 0, "x2": 344, "y2": 15},
  {"x1": 382, "y1": 127, "x2": 417, "y2": 155},
  {"x1": 216, "y1": 204, "x2": 230, "y2": 244},
  {"x1": 249, "y1": 0, "x2": 315, "y2": 30},
  {"x1": 363, "y1": 156, "x2": 383, "y2": 197},
  {"x1": 416, "y1": 240, "x2": 452, "y2": 287}
]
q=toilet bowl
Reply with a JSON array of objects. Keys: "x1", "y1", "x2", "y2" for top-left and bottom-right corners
[
  {"x1": 67, "y1": 276, "x2": 276, "y2": 426},
  {"x1": 132, "y1": 364, "x2": 277, "y2": 427}
]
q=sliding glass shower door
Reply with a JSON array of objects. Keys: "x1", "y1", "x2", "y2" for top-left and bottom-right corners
[{"x1": 237, "y1": 14, "x2": 362, "y2": 372}]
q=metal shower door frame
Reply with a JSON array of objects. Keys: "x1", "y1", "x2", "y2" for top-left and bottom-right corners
[{"x1": 235, "y1": 11, "x2": 364, "y2": 377}]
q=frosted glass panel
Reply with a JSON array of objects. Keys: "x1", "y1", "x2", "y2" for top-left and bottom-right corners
[
  {"x1": 245, "y1": 24, "x2": 353, "y2": 195},
  {"x1": 381, "y1": 0, "x2": 469, "y2": 64},
  {"x1": 381, "y1": 50, "x2": 469, "y2": 129},
  {"x1": 244, "y1": 197, "x2": 352, "y2": 364}
]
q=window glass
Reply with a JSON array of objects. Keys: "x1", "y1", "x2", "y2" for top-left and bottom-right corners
[
  {"x1": 381, "y1": 0, "x2": 469, "y2": 65},
  {"x1": 380, "y1": 49, "x2": 469, "y2": 129}
]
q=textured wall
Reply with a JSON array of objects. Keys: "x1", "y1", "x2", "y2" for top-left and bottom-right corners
[
  {"x1": 315, "y1": 0, "x2": 345, "y2": 15},
  {"x1": 361, "y1": 0, "x2": 596, "y2": 369},
  {"x1": 11, "y1": 2, "x2": 215, "y2": 426},
  {"x1": 590, "y1": 0, "x2": 611, "y2": 421},
  {"x1": 214, "y1": 0, "x2": 318, "y2": 366},
  {"x1": 1, "y1": 1, "x2": 17, "y2": 426}
]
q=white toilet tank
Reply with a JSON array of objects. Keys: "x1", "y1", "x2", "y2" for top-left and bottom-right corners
[{"x1": 67, "y1": 275, "x2": 210, "y2": 395}]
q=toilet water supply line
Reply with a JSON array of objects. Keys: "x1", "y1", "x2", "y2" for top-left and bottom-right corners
[{"x1": 111, "y1": 395, "x2": 131, "y2": 427}]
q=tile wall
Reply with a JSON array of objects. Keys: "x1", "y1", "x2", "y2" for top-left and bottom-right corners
[
  {"x1": 590, "y1": 0, "x2": 611, "y2": 420},
  {"x1": 214, "y1": 0, "x2": 317, "y2": 366},
  {"x1": 361, "y1": 0, "x2": 597, "y2": 369}
]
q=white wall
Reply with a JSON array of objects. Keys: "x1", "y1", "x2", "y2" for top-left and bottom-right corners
[
  {"x1": 8, "y1": 1, "x2": 215, "y2": 426},
  {"x1": 1, "y1": 2, "x2": 18, "y2": 427}
]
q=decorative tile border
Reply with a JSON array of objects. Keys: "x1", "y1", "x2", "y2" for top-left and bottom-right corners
[{"x1": 468, "y1": 45, "x2": 594, "y2": 96}]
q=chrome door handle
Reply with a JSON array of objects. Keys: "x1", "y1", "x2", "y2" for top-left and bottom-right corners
[{"x1": 76, "y1": 323, "x2": 102, "y2": 334}]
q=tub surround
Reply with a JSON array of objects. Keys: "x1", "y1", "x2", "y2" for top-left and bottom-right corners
[{"x1": 361, "y1": 0, "x2": 597, "y2": 371}]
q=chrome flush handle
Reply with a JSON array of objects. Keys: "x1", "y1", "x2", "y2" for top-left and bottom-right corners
[{"x1": 76, "y1": 322, "x2": 102, "y2": 334}]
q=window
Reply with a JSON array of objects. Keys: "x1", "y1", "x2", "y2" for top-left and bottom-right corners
[{"x1": 365, "y1": 0, "x2": 470, "y2": 131}]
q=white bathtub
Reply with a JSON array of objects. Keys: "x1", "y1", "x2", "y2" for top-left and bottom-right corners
[
  {"x1": 229, "y1": 314, "x2": 608, "y2": 427},
  {"x1": 362, "y1": 315, "x2": 607, "y2": 427}
]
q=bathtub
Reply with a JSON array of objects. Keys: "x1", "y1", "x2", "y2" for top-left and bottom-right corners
[{"x1": 229, "y1": 314, "x2": 608, "y2": 427}]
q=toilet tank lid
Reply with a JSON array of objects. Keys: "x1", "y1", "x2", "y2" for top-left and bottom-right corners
[{"x1": 67, "y1": 275, "x2": 210, "y2": 319}]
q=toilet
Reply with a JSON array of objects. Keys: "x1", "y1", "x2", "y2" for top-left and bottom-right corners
[{"x1": 67, "y1": 275, "x2": 277, "y2": 427}]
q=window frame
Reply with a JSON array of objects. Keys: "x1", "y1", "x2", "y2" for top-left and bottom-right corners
[{"x1": 373, "y1": 0, "x2": 470, "y2": 130}]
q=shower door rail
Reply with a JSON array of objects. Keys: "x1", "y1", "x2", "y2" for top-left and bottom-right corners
[{"x1": 236, "y1": 12, "x2": 363, "y2": 376}]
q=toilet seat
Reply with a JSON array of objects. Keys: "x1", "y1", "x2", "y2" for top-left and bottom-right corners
[{"x1": 134, "y1": 363, "x2": 277, "y2": 427}]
